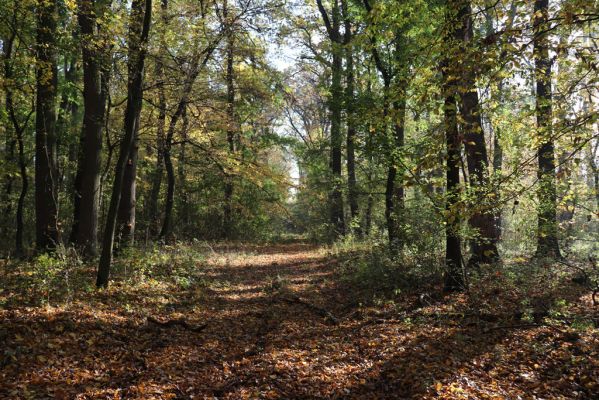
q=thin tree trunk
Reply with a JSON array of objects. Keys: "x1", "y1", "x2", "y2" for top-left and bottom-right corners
[
  {"x1": 589, "y1": 142, "x2": 599, "y2": 212},
  {"x1": 97, "y1": 0, "x2": 152, "y2": 287},
  {"x1": 533, "y1": 0, "x2": 560, "y2": 258},
  {"x1": 71, "y1": 0, "x2": 109, "y2": 256},
  {"x1": 177, "y1": 106, "x2": 189, "y2": 229},
  {"x1": 3, "y1": 24, "x2": 30, "y2": 257},
  {"x1": 35, "y1": 0, "x2": 60, "y2": 251},
  {"x1": 159, "y1": 46, "x2": 212, "y2": 240},
  {"x1": 387, "y1": 95, "x2": 406, "y2": 250},
  {"x1": 147, "y1": 0, "x2": 168, "y2": 236},
  {"x1": 342, "y1": 0, "x2": 358, "y2": 233},
  {"x1": 161, "y1": 128, "x2": 175, "y2": 240},
  {"x1": 223, "y1": 14, "x2": 236, "y2": 238},
  {"x1": 15, "y1": 125, "x2": 28, "y2": 257}
]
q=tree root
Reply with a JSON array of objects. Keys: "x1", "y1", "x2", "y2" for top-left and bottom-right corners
[
  {"x1": 147, "y1": 316, "x2": 207, "y2": 332},
  {"x1": 278, "y1": 294, "x2": 339, "y2": 325}
]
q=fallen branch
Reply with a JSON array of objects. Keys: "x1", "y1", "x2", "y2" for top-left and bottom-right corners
[
  {"x1": 147, "y1": 316, "x2": 207, "y2": 332},
  {"x1": 278, "y1": 294, "x2": 339, "y2": 325}
]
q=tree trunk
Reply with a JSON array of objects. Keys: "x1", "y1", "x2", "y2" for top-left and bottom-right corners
[
  {"x1": 116, "y1": 117, "x2": 139, "y2": 248},
  {"x1": 177, "y1": 106, "x2": 189, "y2": 229},
  {"x1": 533, "y1": 0, "x2": 560, "y2": 258},
  {"x1": 147, "y1": 0, "x2": 168, "y2": 236},
  {"x1": 35, "y1": 0, "x2": 60, "y2": 251},
  {"x1": 71, "y1": 0, "x2": 109, "y2": 256},
  {"x1": 442, "y1": 57, "x2": 464, "y2": 291},
  {"x1": 161, "y1": 129, "x2": 175, "y2": 240},
  {"x1": 97, "y1": 0, "x2": 152, "y2": 287},
  {"x1": 343, "y1": 0, "x2": 358, "y2": 233},
  {"x1": 223, "y1": 17, "x2": 236, "y2": 238},
  {"x1": 15, "y1": 125, "x2": 28, "y2": 257},
  {"x1": 316, "y1": 0, "x2": 345, "y2": 240},
  {"x1": 455, "y1": 0, "x2": 499, "y2": 267},
  {"x1": 3, "y1": 25, "x2": 30, "y2": 257},
  {"x1": 386, "y1": 96, "x2": 406, "y2": 250},
  {"x1": 589, "y1": 143, "x2": 599, "y2": 212}
]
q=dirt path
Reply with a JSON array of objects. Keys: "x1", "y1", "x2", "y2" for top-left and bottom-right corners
[{"x1": 1, "y1": 243, "x2": 598, "y2": 399}]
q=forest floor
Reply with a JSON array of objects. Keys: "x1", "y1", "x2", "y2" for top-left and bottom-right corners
[{"x1": 1, "y1": 242, "x2": 598, "y2": 399}]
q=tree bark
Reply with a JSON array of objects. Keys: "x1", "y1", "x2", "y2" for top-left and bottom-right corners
[
  {"x1": 223, "y1": 9, "x2": 236, "y2": 238},
  {"x1": 147, "y1": 0, "x2": 168, "y2": 236},
  {"x1": 342, "y1": 0, "x2": 358, "y2": 233},
  {"x1": 97, "y1": 0, "x2": 152, "y2": 287},
  {"x1": 71, "y1": 0, "x2": 110, "y2": 256},
  {"x1": 533, "y1": 0, "x2": 560, "y2": 258},
  {"x1": 386, "y1": 95, "x2": 406, "y2": 250},
  {"x1": 116, "y1": 117, "x2": 139, "y2": 248},
  {"x1": 316, "y1": 0, "x2": 345, "y2": 239},
  {"x1": 442, "y1": 58, "x2": 464, "y2": 291},
  {"x1": 35, "y1": 0, "x2": 60, "y2": 251},
  {"x1": 3, "y1": 24, "x2": 30, "y2": 257},
  {"x1": 454, "y1": 0, "x2": 499, "y2": 267}
]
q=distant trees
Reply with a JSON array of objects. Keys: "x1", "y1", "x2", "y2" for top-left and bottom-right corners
[{"x1": 0, "y1": 0, "x2": 596, "y2": 289}]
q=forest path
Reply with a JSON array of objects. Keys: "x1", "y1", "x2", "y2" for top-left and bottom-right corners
[{"x1": 2, "y1": 243, "x2": 598, "y2": 399}]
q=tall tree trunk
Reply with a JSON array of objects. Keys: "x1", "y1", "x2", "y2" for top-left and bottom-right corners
[
  {"x1": 442, "y1": 56, "x2": 464, "y2": 291},
  {"x1": 342, "y1": 0, "x2": 358, "y2": 233},
  {"x1": 223, "y1": 16, "x2": 236, "y2": 238},
  {"x1": 97, "y1": 0, "x2": 152, "y2": 287},
  {"x1": 147, "y1": 0, "x2": 168, "y2": 236},
  {"x1": 116, "y1": 116, "x2": 139, "y2": 248},
  {"x1": 588, "y1": 142, "x2": 599, "y2": 212},
  {"x1": 316, "y1": 0, "x2": 345, "y2": 239},
  {"x1": 35, "y1": 0, "x2": 60, "y2": 251},
  {"x1": 362, "y1": 0, "x2": 408, "y2": 248},
  {"x1": 161, "y1": 126, "x2": 175, "y2": 240},
  {"x1": 71, "y1": 0, "x2": 109, "y2": 256},
  {"x1": 533, "y1": 0, "x2": 560, "y2": 258},
  {"x1": 177, "y1": 106, "x2": 189, "y2": 229},
  {"x1": 15, "y1": 125, "x2": 28, "y2": 257},
  {"x1": 455, "y1": 0, "x2": 499, "y2": 267},
  {"x1": 386, "y1": 95, "x2": 406, "y2": 250}
]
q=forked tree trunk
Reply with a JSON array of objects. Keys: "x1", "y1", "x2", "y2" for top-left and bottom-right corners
[
  {"x1": 3, "y1": 25, "x2": 30, "y2": 257},
  {"x1": 97, "y1": 0, "x2": 152, "y2": 287}
]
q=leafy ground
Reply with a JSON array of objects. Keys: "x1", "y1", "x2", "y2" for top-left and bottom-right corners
[{"x1": 1, "y1": 243, "x2": 598, "y2": 399}]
